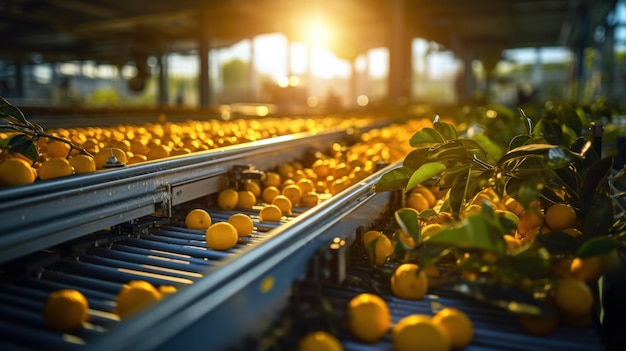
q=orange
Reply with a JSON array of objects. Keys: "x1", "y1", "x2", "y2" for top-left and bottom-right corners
[
  {"x1": 362, "y1": 230, "x2": 392, "y2": 266},
  {"x1": 246, "y1": 180, "x2": 262, "y2": 197},
  {"x1": 116, "y1": 280, "x2": 162, "y2": 319},
  {"x1": 0, "y1": 157, "x2": 36, "y2": 187},
  {"x1": 217, "y1": 188, "x2": 239, "y2": 210},
  {"x1": 185, "y1": 208, "x2": 212, "y2": 230},
  {"x1": 259, "y1": 204, "x2": 282, "y2": 222},
  {"x1": 518, "y1": 313, "x2": 559, "y2": 336},
  {"x1": 170, "y1": 147, "x2": 191, "y2": 156},
  {"x1": 329, "y1": 178, "x2": 349, "y2": 195},
  {"x1": 68, "y1": 154, "x2": 96, "y2": 174},
  {"x1": 158, "y1": 285, "x2": 178, "y2": 298},
  {"x1": 347, "y1": 293, "x2": 391, "y2": 343},
  {"x1": 282, "y1": 184, "x2": 302, "y2": 206},
  {"x1": 570, "y1": 256, "x2": 605, "y2": 283},
  {"x1": 553, "y1": 277, "x2": 594, "y2": 316},
  {"x1": 431, "y1": 307, "x2": 474, "y2": 348},
  {"x1": 146, "y1": 144, "x2": 171, "y2": 160},
  {"x1": 272, "y1": 195, "x2": 293, "y2": 215},
  {"x1": 261, "y1": 185, "x2": 281, "y2": 203},
  {"x1": 504, "y1": 234, "x2": 522, "y2": 251},
  {"x1": 298, "y1": 331, "x2": 344, "y2": 351},
  {"x1": 421, "y1": 223, "x2": 444, "y2": 239},
  {"x1": 300, "y1": 192, "x2": 319, "y2": 207},
  {"x1": 545, "y1": 203, "x2": 577, "y2": 231},
  {"x1": 127, "y1": 154, "x2": 148, "y2": 164},
  {"x1": 45, "y1": 140, "x2": 71, "y2": 158},
  {"x1": 205, "y1": 222, "x2": 239, "y2": 250},
  {"x1": 406, "y1": 192, "x2": 430, "y2": 212},
  {"x1": 38, "y1": 157, "x2": 74, "y2": 180},
  {"x1": 43, "y1": 289, "x2": 89, "y2": 332},
  {"x1": 263, "y1": 171, "x2": 281, "y2": 188},
  {"x1": 296, "y1": 178, "x2": 315, "y2": 194},
  {"x1": 390, "y1": 263, "x2": 428, "y2": 300},
  {"x1": 228, "y1": 213, "x2": 254, "y2": 236},
  {"x1": 411, "y1": 185, "x2": 437, "y2": 207},
  {"x1": 237, "y1": 190, "x2": 257, "y2": 210},
  {"x1": 393, "y1": 314, "x2": 450, "y2": 351}
]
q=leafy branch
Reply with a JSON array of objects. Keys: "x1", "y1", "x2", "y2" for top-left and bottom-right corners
[{"x1": 0, "y1": 96, "x2": 92, "y2": 163}]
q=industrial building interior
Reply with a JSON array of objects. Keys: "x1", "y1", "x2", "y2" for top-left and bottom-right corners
[{"x1": 1, "y1": 1, "x2": 625, "y2": 351}]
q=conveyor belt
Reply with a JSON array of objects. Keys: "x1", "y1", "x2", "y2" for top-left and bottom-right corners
[
  {"x1": 0, "y1": 157, "x2": 396, "y2": 350},
  {"x1": 0, "y1": 127, "x2": 364, "y2": 265},
  {"x1": 255, "y1": 253, "x2": 604, "y2": 351}
]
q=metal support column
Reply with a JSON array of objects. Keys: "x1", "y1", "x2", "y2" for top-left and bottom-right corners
[{"x1": 388, "y1": 0, "x2": 410, "y2": 107}]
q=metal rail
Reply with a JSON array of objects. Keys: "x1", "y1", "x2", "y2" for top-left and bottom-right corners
[
  {"x1": 0, "y1": 129, "x2": 355, "y2": 265},
  {"x1": 85, "y1": 162, "x2": 398, "y2": 351}
]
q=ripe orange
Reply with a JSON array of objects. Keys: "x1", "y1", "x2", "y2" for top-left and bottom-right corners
[
  {"x1": 362, "y1": 230, "x2": 392, "y2": 266},
  {"x1": 298, "y1": 331, "x2": 343, "y2": 351},
  {"x1": 237, "y1": 190, "x2": 257, "y2": 210},
  {"x1": 282, "y1": 184, "x2": 303, "y2": 205},
  {"x1": 272, "y1": 195, "x2": 293, "y2": 215},
  {"x1": 390, "y1": 263, "x2": 428, "y2": 300},
  {"x1": 553, "y1": 277, "x2": 594, "y2": 316},
  {"x1": 431, "y1": 307, "x2": 474, "y2": 348},
  {"x1": 0, "y1": 157, "x2": 36, "y2": 187},
  {"x1": 43, "y1": 289, "x2": 89, "y2": 332},
  {"x1": 38, "y1": 157, "x2": 74, "y2": 180},
  {"x1": 570, "y1": 256, "x2": 605, "y2": 283},
  {"x1": 545, "y1": 203, "x2": 577, "y2": 231},
  {"x1": 116, "y1": 280, "x2": 162, "y2": 319},
  {"x1": 518, "y1": 313, "x2": 560, "y2": 336},
  {"x1": 228, "y1": 213, "x2": 254, "y2": 237},
  {"x1": 46, "y1": 140, "x2": 71, "y2": 158},
  {"x1": 406, "y1": 192, "x2": 430, "y2": 212},
  {"x1": 262, "y1": 185, "x2": 281, "y2": 203},
  {"x1": 68, "y1": 154, "x2": 96, "y2": 174},
  {"x1": 300, "y1": 192, "x2": 319, "y2": 207},
  {"x1": 259, "y1": 204, "x2": 282, "y2": 222},
  {"x1": 205, "y1": 222, "x2": 239, "y2": 250},
  {"x1": 393, "y1": 314, "x2": 450, "y2": 351},
  {"x1": 146, "y1": 144, "x2": 171, "y2": 160},
  {"x1": 347, "y1": 293, "x2": 391, "y2": 343},
  {"x1": 185, "y1": 209, "x2": 212, "y2": 230},
  {"x1": 217, "y1": 188, "x2": 239, "y2": 210}
]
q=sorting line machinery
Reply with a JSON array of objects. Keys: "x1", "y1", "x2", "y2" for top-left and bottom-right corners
[{"x1": 0, "y1": 124, "x2": 605, "y2": 350}]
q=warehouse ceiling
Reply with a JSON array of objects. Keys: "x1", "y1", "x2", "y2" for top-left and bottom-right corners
[{"x1": 0, "y1": 0, "x2": 618, "y2": 65}]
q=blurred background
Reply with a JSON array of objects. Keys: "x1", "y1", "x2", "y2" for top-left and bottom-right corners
[{"x1": 0, "y1": 0, "x2": 623, "y2": 115}]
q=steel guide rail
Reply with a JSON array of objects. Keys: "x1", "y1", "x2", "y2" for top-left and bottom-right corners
[
  {"x1": 84, "y1": 162, "x2": 400, "y2": 351},
  {"x1": 0, "y1": 128, "x2": 359, "y2": 265}
]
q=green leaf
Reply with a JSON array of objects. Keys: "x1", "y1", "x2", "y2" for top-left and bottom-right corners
[
  {"x1": 518, "y1": 108, "x2": 533, "y2": 134},
  {"x1": 469, "y1": 134, "x2": 501, "y2": 161},
  {"x1": 373, "y1": 166, "x2": 414, "y2": 192},
  {"x1": 402, "y1": 148, "x2": 429, "y2": 170},
  {"x1": 427, "y1": 215, "x2": 506, "y2": 253},
  {"x1": 515, "y1": 177, "x2": 543, "y2": 208},
  {"x1": 409, "y1": 128, "x2": 444, "y2": 147},
  {"x1": 576, "y1": 237, "x2": 626, "y2": 258},
  {"x1": 395, "y1": 208, "x2": 421, "y2": 243},
  {"x1": 497, "y1": 144, "x2": 580, "y2": 170},
  {"x1": 508, "y1": 134, "x2": 531, "y2": 151},
  {"x1": 582, "y1": 195, "x2": 615, "y2": 237},
  {"x1": 0, "y1": 134, "x2": 39, "y2": 163},
  {"x1": 406, "y1": 162, "x2": 446, "y2": 191},
  {"x1": 533, "y1": 118, "x2": 562, "y2": 145},
  {"x1": 433, "y1": 120, "x2": 458, "y2": 140},
  {"x1": 580, "y1": 157, "x2": 613, "y2": 213},
  {"x1": 555, "y1": 103, "x2": 583, "y2": 136}
]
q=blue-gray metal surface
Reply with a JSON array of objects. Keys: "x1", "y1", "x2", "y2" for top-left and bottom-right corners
[{"x1": 0, "y1": 129, "x2": 350, "y2": 265}]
